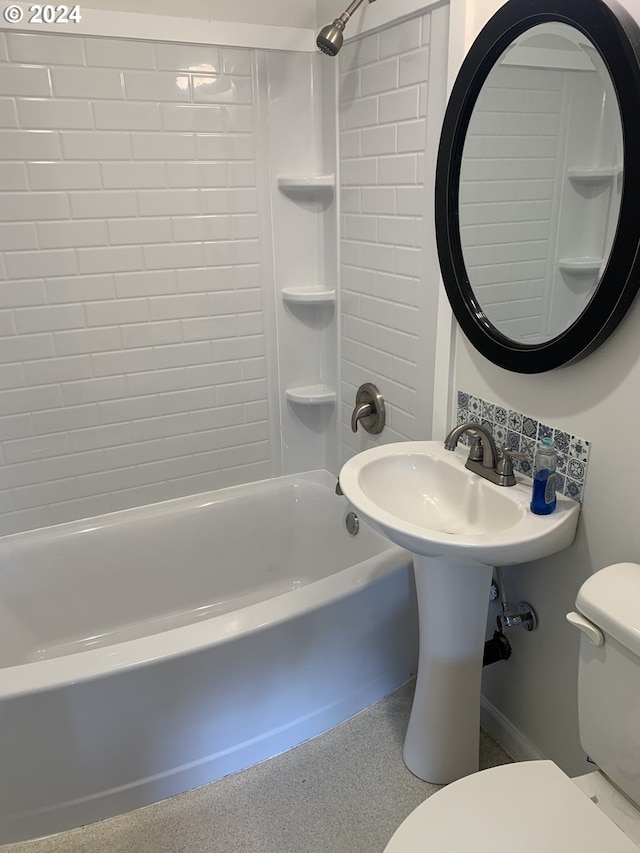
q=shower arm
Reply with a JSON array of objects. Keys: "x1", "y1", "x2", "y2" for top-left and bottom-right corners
[{"x1": 336, "y1": 0, "x2": 369, "y2": 26}]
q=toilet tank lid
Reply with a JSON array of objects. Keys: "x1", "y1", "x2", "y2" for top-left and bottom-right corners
[{"x1": 576, "y1": 563, "x2": 640, "y2": 656}]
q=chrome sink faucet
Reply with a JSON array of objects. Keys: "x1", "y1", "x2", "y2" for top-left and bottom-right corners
[
  {"x1": 445, "y1": 421, "x2": 497, "y2": 468},
  {"x1": 444, "y1": 421, "x2": 524, "y2": 486}
]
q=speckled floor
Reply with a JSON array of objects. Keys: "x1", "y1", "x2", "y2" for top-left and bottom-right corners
[{"x1": 4, "y1": 681, "x2": 512, "y2": 853}]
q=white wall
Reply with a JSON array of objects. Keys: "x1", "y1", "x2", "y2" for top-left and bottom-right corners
[
  {"x1": 446, "y1": 0, "x2": 640, "y2": 774},
  {"x1": 79, "y1": 0, "x2": 318, "y2": 28},
  {"x1": 317, "y1": 0, "x2": 438, "y2": 34},
  {"x1": 467, "y1": 295, "x2": 640, "y2": 775}
]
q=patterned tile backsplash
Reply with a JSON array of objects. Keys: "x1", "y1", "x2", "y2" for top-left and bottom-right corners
[{"x1": 456, "y1": 391, "x2": 591, "y2": 502}]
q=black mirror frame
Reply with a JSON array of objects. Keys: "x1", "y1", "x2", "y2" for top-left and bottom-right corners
[{"x1": 435, "y1": 0, "x2": 640, "y2": 373}]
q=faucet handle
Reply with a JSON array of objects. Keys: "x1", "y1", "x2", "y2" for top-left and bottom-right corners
[
  {"x1": 351, "y1": 383, "x2": 385, "y2": 434},
  {"x1": 466, "y1": 430, "x2": 484, "y2": 462},
  {"x1": 498, "y1": 445, "x2": 526, "y2": 467},
  {"x1": 496, "y1": 445, "x2": 526, "y2": 484}
]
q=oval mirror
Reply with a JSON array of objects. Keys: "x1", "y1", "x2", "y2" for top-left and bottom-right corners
[{"x1": 436, "y1": 0, "x2": 640, "y2": 373}]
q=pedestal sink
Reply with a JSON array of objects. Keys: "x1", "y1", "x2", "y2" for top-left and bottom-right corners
[{"x1": 338, "y1": 441, "x2": 580, "y2": 784}]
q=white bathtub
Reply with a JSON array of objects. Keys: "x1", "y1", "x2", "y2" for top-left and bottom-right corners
[{"x1": 0, "y1": 470, "x2": 417, "y2": 844}]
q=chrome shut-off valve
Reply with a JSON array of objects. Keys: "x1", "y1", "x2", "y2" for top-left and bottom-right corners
[
  {"x1": 493, "y1": 567, "x2": 537, "y2": 632},
  {"x1": 497, "y1": 602, "x2": 538, "y2": 632}
]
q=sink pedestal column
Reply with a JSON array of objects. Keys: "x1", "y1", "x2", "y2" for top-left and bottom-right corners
[{"x1": 403, "y1": 556, "x2": 493, "y2": 784}]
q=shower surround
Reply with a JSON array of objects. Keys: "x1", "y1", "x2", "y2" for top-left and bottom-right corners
[
  {"x1": 338, "y1": 9, "x2": 448, "y2": 461},
  {"x1": 0, "y1": 8, "x2": 447, "y2": 535},
  {"x1": 0, "y1": 31, "x2": 322, "y2": 534}
]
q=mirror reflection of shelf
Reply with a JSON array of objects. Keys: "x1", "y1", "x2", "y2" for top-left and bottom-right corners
[
  {"x1": 567, "y1": 166, "x2": 622, "y2": 184},
  {"x1": 282, "y1": 285, "x2": 336, "y2": 305},
  {"x1": 277, "y1": 175, "x2": 335, "y2": 191},
  {"x1": 285, "y1": 384, "x2": 336, "y2": 405},
  {"x1": 558, "y1": 257, "x2": 603, "y2": 273}
]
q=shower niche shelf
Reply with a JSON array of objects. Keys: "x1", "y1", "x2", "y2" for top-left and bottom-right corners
[
  {"x1": 285, "y1": 384, "x2": 336, "y2": 405},
  {"x1": 567, "y1": 166, "x2": 621, "y2": 184},
  {"x1": 282, "y1": 285, "x2": 336, "y2": 305},
  {"x1": 277, "y1": 175, "x2": 335, "y2": 191},
  {"x1": 558, "y1": 257, "x2": 603, "y2": 273}
]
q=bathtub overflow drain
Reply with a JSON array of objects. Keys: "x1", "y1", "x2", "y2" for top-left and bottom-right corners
[{"x1": 346, "y1": 511, "x2": 359, "y2": 536}]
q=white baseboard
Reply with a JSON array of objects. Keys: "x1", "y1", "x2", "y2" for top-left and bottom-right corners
[{"x1": 480, "y1": 694, "x2": 547, "y2": 764}]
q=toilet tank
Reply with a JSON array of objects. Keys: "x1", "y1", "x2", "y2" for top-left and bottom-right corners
[{"x1": 575, "y1": 562, "x2": 640, "y2": 808}]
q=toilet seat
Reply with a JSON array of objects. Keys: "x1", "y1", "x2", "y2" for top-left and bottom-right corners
[{"x1": 384, "y1": 761, "x2": 639, "y2": 852}]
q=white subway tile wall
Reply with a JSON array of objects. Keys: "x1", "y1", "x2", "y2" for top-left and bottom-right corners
[
  {"x1": 459, "y1": 65, "x2": 564, "y2": 340},
  {"x1": 339, "y1": 16, "x2": 430, "y2": 458},
  {"x1": 0, "y1": 32, "x2": 271, "y2": 534}
]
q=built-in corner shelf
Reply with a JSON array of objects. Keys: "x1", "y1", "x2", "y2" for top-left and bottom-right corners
[
  {"x1": 568, "y1": 166, "x2": 621, "y2": 184},
  {"x1": 558, "y1": 257, "x2": 603, "y2": 273},
  {"x1": 285, "y1": 384, "x2": 336, "y2": 405},
  {"x1": 277, "y1": 175, "x2": 335, "y2": 191},
  {"x1": 282, "y1": 285, "x2": 336, "y2": 306}
]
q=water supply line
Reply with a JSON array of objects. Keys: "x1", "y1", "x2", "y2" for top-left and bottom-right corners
[
  {"x1": 494, "y1": 566, "x2": 537, "y2": 632},
  {"x1": 483, "y1": 568, "x2": 538, "y2": 667}
]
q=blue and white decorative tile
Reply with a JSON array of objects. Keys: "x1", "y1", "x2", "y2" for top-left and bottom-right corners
[
  {"x1": 468, "y1": 395, "x2": 482, "y2": 418},
  {"x1": 556, "y1": 452, "x2": 567, "y2": 475},
  {"x1": 493, "y1": 424, "x2": 507, "y2": 446},
  {"x1": 457, "y1": 390, "x2": 469, "y2": 410},
  {"x1": 456, "y1": 403, "x2": 470, "y2": 444},
  {"x1": 520, "y1": 436, "x2": 536, "y2": 461},
  {"x1": 518, "y1": 456, "x2": 533, "y2": 476},
  {"x1": 506, "y1": 430, "x2": 520, "y2": 450},
  {"x1": 565, "y1": 478, "x2": 584, "y2": 502},
  {"x1": 494, "y1": 406, "x2": 508, "y2": 426},
  {"x1": 569, "y1": 435, "x2": 590, "y2": 463},
  {"x1": 567, "y1": 457, "x2": 585, "y2": 481},
  {"x1": 455, "y1": 391, "x2": 591, "y2": 503},
  {"x1": 482, "y1": 401, "x2": 496, "y2": 421},
  {"x1": 538, "y1": 423, "x2": 553, "y2": 440},
  {"x1": 553, "y1": 429, "x2": 570, "y2": 454},
  {"x1": 507, "y1": 410, "x2": 523, "y2": 432}
]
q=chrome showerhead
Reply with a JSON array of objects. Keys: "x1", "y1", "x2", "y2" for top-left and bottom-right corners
[
  {"x1": 316, "y1": 0, "x2": 371, "y2": 56},
  {"x1": 316, "y1": 18, "x2": 347, "y2": 56}
]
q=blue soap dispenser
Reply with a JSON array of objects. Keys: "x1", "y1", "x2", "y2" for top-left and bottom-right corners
[{"x1": 530, "y1": 437, "x2": 557, "y2": 515}]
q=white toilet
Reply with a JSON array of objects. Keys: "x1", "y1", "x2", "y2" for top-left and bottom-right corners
[{"x1": 385, "y1": 562, "x2": 640, "y2": 852}]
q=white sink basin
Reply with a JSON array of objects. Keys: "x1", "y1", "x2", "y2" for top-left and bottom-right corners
[
  {"x1": 339, "y1": 441, "x2": 580, "y2": 566},
  {"x1": 339, "y1": 439, "x2": 581, "y2": 786}
]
